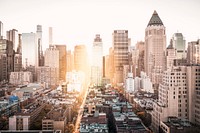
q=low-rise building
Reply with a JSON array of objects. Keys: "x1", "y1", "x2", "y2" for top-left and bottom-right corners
[
  {"x1": 9, "y1": 71, "x2": 32, "y2": 85},
  {"x1": 42, "y1": 107, "x2": 67, "y2": 133}
]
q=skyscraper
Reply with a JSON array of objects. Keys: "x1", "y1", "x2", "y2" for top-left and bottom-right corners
[
  {"x1": 171, "y1": 33, "x2": 186, "y2": 59},
  {"x1": 6, "y1": 29, "x2": 18, "y2": 52},
  {"x1": 0, "y1": 21, "x2": 3, "y2": 39},
  {"x1": 49, "y1": 27, "x2": 53, "y2": 46},
  {"x1": 145, "y1": 10, "x2": 166, "y2": 89},
  {"x1": 0, "y1": 39, "x2": 14, "y2": 82},
  {"x1": 74, "y1": 45, "x2": 89, "y2": 84},
  {"x1": 22, "y1": 33, "x2": 37, "y2": 67},
  {"x1": 112, "y1": 30, "x2": 129, "y2": 84},
  {"x1": 74, "y1": 45, "x2": 88, "y2": 73},
  {"x1": 7, "y1": 29, "x2": 22, "y2": 72},
  {"x1": 36, "y1": 25, "x2": 44, "y2": 67},
  {"x1": 91, "y1": 34, "x2": 103, "y2": 86},
  {"x1": 66, "y1": 50, "x2": 74, "y2": 72},
  {"x1": 136, "y1": 41, "x2": 145, "y2": 75},
  {"x1": 55, "y1": 45, "x2": 67, "y2": 81}
]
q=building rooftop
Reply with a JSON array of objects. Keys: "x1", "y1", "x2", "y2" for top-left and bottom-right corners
[{"x1": 147, "y1": 10, "x2": 164, "y2": 27}]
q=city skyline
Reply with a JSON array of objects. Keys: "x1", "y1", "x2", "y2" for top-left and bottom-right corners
[{"x1": 0, "y1": 0, "x2": 200, "y2": 55}]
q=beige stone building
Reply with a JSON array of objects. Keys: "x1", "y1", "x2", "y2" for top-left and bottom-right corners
[{"x1": 144, "y1": 10, "x2": 166, "y2": 90}]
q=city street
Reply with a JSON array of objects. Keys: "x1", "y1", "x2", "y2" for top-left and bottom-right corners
[{"x1": 73, "y1": 85, "x2": 88, "y2": 133}]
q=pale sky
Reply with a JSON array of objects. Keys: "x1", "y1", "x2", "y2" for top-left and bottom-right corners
[{"x1": 0, "y1": 0, "x2": 200, "y2": 55}]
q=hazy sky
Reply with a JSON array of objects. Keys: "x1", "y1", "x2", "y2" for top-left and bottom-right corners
[{"x1": 0, "y1": 0, "x2": 200, "y2": 55}]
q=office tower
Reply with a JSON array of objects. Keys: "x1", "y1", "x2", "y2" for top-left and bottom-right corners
[
  {"x1": 91, "y1": 34, "x2": 103, "y2": 86},
  {"x1": 145, "y1": 10, "x2": 166, "y2": 90},
  {"x1": 41, "y1": 46, "x2": 59, "y2": 86},
  {"x1": 66, "y1": 50, "x2": 74, "y2": 72},
  {"x1": 0, "y1": 21, "x2": 3, "y2": 39},
  {"x1": 108, "y1": 47, "x2": 114, "y2": 82},
  {"x1": 36, "y1": 25, "x2": 44, "y2": 67},
  {"x1": 104, "y1": 55, "x2": 109, "y2": 78},
  {"x1": 6, "y1": 29, "x2": 18, "y2": 52},
  {"x1": 7, "y1": 30, "x2": 22, "y2": 72},
  {"x1": 187, "y1": 39, "x2": 200, "y2": 64},
  {"x1": 0, "y1": 39, "x2": 14, "y2": 82},
  {"x1": 44, "y1": 46, "x2": 59, "y2": 68},
  {"x1": 136, "y1": 41, "x2": 145, "y2": 75},
  {"x1": 49, "y1": 27, "x2": 53, "y2": 46},
  {"x1": 17, "y1": 34, "x2": 22, "y2": 54},
  {"x1": 171, "y1": 33, "x2": 186, "y2": 59},
  {"x1": 112, "y1": 30, "x2": 129, "y2": 84},
  {"x1": 151, "y1": 66, "x2": 188, "y2": 132},
  {"x1": 74, "y1": 45, "x2": 88, "y2": 73},
  {"x1": 74, "y1": 45, "x2": 89, "y2": 84},
  {"x1": 21, "y1": 33, "x2": 37, "y2": 67},
  {"x1": 55, "y1": 45, "x2": 67, "y2": 81},
  {"x1": 130, "y1": 47, "x2": 139, "y2": 77}
]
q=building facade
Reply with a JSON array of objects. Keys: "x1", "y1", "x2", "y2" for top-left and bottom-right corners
[
  {"x1": 21, "y1": 33, "x2": 37, "y2": 67},
  {"x1": 144, "y1": 11, "x2": 166, "y2": 90},
  {"x1": 55, "y1": 45, "x2": 67, "y2": 81},
  {"x1": 112, "y1": 30, "x2": 129, "y2": 84},
  {"x1": 91, "y1": 34, "x2": 103, "y2": 86},
  {"x1": 0, "y1": 39, "x2": 14, "y2": 82},
  {"x1": 9, "y1": 71, "x2": 33, "y2": 85},
  {"x1": 187, "y1": 39, "x2": 200, "y2": 64}
]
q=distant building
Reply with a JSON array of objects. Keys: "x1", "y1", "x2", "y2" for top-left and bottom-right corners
[
  {"x1": 14, "y1": 53, "x2": 22, "y2": 72},
  {"x1": 171, "y1": 33, "x2": 186, "y2": 59},
  {"x1": 136, "y1": 41, "x2": 145, "y2": 75},
  {"x1": 66, "y1": 50, "x2": 74, "y2": 72},
  {"x1": 37, "y1": 66, "x2": 59, "y2": 87},
  {"x1": 145, "y1": 10, "x2": 166, "y2": 90},
  {"x1": 74, "y1": 45, "x2": 88, "y2": 73},
  {"x1": 9, "y1": 71, "x2": 33, "y2": 85},
  {"x1": 91, "y1": 34, "x2": 103, "y2": 86},
  {"x1": 166, "y1": 42, "x2": 176, "y2": 69},
  {"x1": 0, "y1": 39, "x2": 14, "y2": 82},
  {"x1": 0, "y1": 21, "x2": 3, "y2": 39},
  {"x1": 6, "y1": 29, "x2": 19, "y2": 52},
  {"x1": 187, "y1": 39, "x2": 200, "y2": 64},
  {"x1": 21, "y1": 33, "x2": 37, "y2": 67},
  {"x1": 49, "y1": 27, "x2": 53, "y2": 46},
  {"x1": 36, "y1": 25, "x2": 44, "y2": 67},
  {"x1": 112, "y1": 30, "x2": 129, "y2": 84},
  {"x1": 43, "y1": 46, "x2": 59, "y2": 85},
  {"x1": 55, "y1": 45, "x2": 67, "y2": 81}
]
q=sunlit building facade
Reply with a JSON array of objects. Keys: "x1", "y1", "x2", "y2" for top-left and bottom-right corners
[
  {"x1": 21, "y1": 33, "x2": 37, "y2": 67},
  {"x1": 91, "y1": 34, "x2": 103, "y2": 86},
  {"x1": 55, "y1": 45, "x2": 67, "y2": 81},
  {"x1": 112, "y1": 30, "x2": 129, "y2": 84}
]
